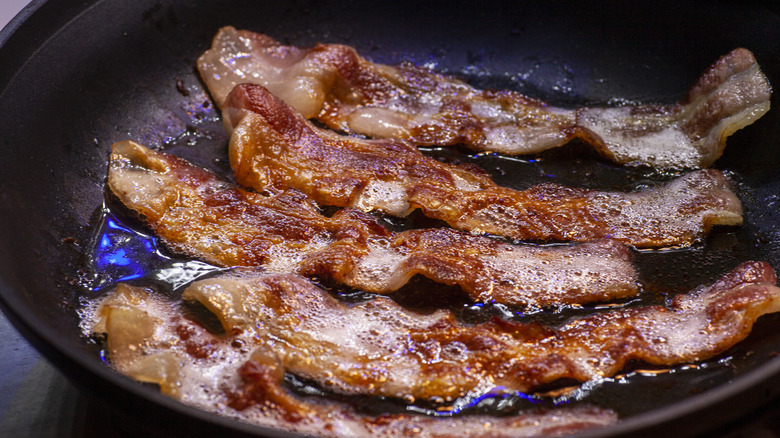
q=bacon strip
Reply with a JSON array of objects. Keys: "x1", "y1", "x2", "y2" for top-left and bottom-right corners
[
  {"x1": 197, "y1": 27, "x2": 771, "y2": 169},
  {"x1": 89, "y1": 282, "x2": 618, "y2": 437},
  {"x1": 224, "y1": 83, "x2": 743, "y2": 248},
  {"x1": 92, "y1": 262, "x2": 780, "y2": 405},
  {"x1": 107, "y1": 141, "x2": 637, "y2": 307},
  {"x1": 189, "y1": 262, "x2": 780, "y2": 401}
]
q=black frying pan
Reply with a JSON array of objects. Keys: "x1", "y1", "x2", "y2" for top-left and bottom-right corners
[{"x1": 1, "y1": 1, "x2": 779, "y2": 437}]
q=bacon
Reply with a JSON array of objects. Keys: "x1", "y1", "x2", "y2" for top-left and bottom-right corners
[
  {"x1": 354, "y1": 408, "x2": 618, "y2": 438},
  {"x1": 197, "y1": 27, "x2": 771, "y2": 169},
  {"x1": 186, "y1": 262, "x2": 780, "y2": 401},
  {"x1": 107, "y1": 140, "x2": 637, "y2": 307},
  {"x1": 88, "y1": 282, "x2": 618, "y2": 437},
  {"x1": 223, "y1": 83, "x2": 743, "y2": 248},
  {"x1": 90, "y1": 262, "x2": 780, "y2": 408}
]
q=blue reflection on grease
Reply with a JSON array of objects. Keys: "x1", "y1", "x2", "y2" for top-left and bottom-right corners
[
  {"x1": 85, "y1": 206, "x2": 222, "y2": 292},
  {"x1": 90, "y1": 213, "x2": 155, "y2": 287},
  {"x1": 451, "y1": 387, "x2": 543, "y2": 414},
  {"x1": 406, "y1": 386, "x2": 545, "y2": 417}
]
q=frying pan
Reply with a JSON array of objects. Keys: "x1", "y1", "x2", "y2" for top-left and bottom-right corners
[{"x1": 0, "y1": 0, "x2": 779, "y2": 436}]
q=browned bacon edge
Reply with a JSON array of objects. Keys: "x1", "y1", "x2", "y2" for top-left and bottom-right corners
[
  {"x1": 223, "y1": 83, "x2": 744, "y2": 248},
  {"x1": 107, "y1": 141, "x2": 638, "y2": 307},
  {"x1": 197, "y1": 27, "x2": 771, "y2": 169}
]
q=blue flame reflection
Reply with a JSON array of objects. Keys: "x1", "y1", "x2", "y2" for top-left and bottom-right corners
[
  {"x1": 405, "y1": 386, "x2": 548, "y2": 417},
  {"x1": 84, "y1": 206, "x2": 222, "y2": 292}
]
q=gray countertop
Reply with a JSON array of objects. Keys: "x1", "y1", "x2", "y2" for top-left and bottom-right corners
[{"x1": 0, "y1": 0, "x2": 30, "y2": 29}]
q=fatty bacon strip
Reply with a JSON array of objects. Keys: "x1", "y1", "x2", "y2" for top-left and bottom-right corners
[
  {"x1": 198, "y1": 26, "x2": 772, "y2": 169},
  {"x1": 92, "y1": 261, "x2": 780, "y2": 410},
  {"x1": 107, "y1": 141, "x2": 637, "y2": 307},
  {"x1": 90, "y1": 281, "x2": 618, "y2": 438},
  {"x1": 223, "y1": 83, "x2": 743, "y2": 248}
]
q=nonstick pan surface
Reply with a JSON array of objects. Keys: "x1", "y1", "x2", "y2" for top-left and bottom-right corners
[{"x1": 1, "y1": 1, "x2": 779, "y2": 437}]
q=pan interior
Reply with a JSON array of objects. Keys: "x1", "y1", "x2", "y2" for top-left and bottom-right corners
[{"x1": 0, "y1": 0, "x2": 779, "y2": 436}]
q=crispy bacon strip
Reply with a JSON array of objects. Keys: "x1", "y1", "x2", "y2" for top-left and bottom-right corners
[
  {"x1": 197, "y1": 27, "x2": 771, "y2": 168},
  {"x1": 224, "y1": 83, "x2": 743, "y2": 248},
  {"x1": 107, "y1": 141, "x2": 637, "y2": 307},
  {"x1": 89, "y1": 282, "x2": 618, "y2": 437},
  {"x1": 93, "y1": 262, "x2": 780, "y2": 405}
]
